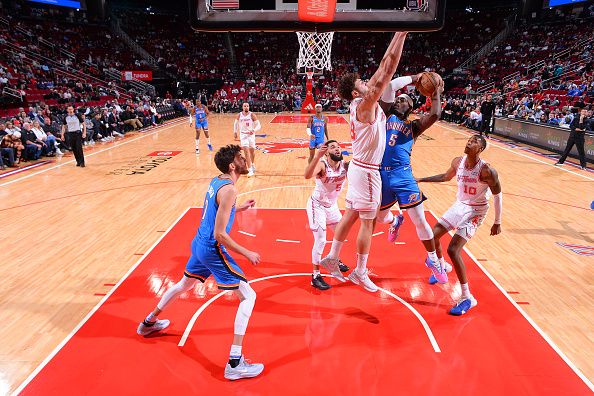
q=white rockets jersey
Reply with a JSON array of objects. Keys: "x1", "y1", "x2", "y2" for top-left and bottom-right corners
[
  {"x1": 311, "y1": 158, "x2": 347, "y2": 207},
  {"x1": 349, "y1": 98, "x2": 386, "y2": 169},
  {"x1": 239, "y1": 111, "x2": 253, "y2": 133},
  {"x1": 456, "y1": 155, "x2": 491, "y2": 206}
]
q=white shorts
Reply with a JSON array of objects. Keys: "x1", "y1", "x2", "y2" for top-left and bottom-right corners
[
  {"x1": 240, "y1": 131, "x2": 256, "y2": 148},
  {"x1": 438, "y1": 201, "x2": 489, "y2": 241},
  {"x1": 345, "y1": 164, "x2": 381, "y2": 218},
  {"x1": 306, "y1": 197, "x2": 342, "y2": 231}
]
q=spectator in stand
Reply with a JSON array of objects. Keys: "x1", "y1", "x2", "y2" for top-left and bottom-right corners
[
  {"x1": 480, "y1": 94, "x2": 495, "y2": 137},
  {"x1": 21, "y1": 122, "x2": 42, "y2": 160},
  {"x1": 0, "y1": 124, "x2": 16, "y2": 168},
  {"x1": 556, "y1": 108, "x2": 589, "y2": 170},
  {"x1": 31, "y1": 120, "x2": 52, "y2": 156},
  {"x1": 121, "y1": 106, "x2": 143, "y2": 130},
  {"x1": 108, "y1": 108, "x2": 124, "y2": 136}
]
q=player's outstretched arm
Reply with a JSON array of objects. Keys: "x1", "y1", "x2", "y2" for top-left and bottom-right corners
[
  {"x1": 379, "y1": 74, "x2": 420, "y2": 114},
  {"x1": 304, "y1": 144, "x2": 328, "y2": 179},
  {"x1": 359, "y1": 32, "x2": 408, "y2": 122},
  {"x1": 417, "y1": 157, "x2": 460, "y2": 183},
  {"x1": 413, "y1": 82, "x2": 444, "y2": 138},
  {"x1": 214, "y1": 185, "x2": 260, "y2": 265},
  {"x1": 481, "y1": 164, "x2": 502, "y2": 235}
]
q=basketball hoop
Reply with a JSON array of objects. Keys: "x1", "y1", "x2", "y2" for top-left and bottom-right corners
[{"x1": 296, "y1": 31, "x2": 334, "y2": 74}]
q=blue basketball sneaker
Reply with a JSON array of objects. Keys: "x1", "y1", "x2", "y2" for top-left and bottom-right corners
[
  {"x1": 207, "y1": 143, "x2": 213, "y2": 151},
  {"x1": 449, "y1": 296, "x2": 477, "y2": 316}
]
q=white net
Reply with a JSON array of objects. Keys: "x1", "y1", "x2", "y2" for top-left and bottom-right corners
[{"x1": 296, "y1": 31, "x2": 334, "y2": 74}]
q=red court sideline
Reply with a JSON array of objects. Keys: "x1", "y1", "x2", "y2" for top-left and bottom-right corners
[{"x1": 16, "y1": 209, "x2": 593, "y2": 395}]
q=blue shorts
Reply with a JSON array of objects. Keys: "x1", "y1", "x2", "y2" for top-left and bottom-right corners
[
  {"x1": 309, "y1": 135, "x2": 325, "y2": 149},
  {"x1": 380, "y1": 169, "x2": 427, "y2": 210},
  {"x1": 184, "y1": 238, "x2": 247, "y2": 290},
  {"x1": 195, "y1": 120, "x2": 208, "y2": 130}
]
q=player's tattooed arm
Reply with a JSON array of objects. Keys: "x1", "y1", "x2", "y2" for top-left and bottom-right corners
[{"x1": 417, "y1": 157, "x2": 460, "y2": 183}]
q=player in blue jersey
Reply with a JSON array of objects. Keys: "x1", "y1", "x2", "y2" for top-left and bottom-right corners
[
  {"x1": 307, "y1": 104, "x2": 330, "y2": 163},
  {"x1": 137, "y1": 144, "x2": 264, "y2": 381},
  {"x1": 194, "y1": 100, "x2": 212, "y2": 154},
  {"x1": 376, "y1": 79, "x2": 452, "y2": 284}
]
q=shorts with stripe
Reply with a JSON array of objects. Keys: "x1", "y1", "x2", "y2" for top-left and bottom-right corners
[
  {"x1": 309, "y1": 135, "x2": 325, "y2": 149},
  {"x1": 437, "y1": 201, "x2": 489, "y2": 241},
  {"x1": 306, "y1": 196, "x2": 342, "y2": 231},
  {"x1": 240, "y1": 132, "x2": 256, "y2": 148},
  {"x1": 185, "y1": 238, "x2": 247, "y2": 290},
  {"x1": 380, "y1": 169, "x2": 427, "y2": 210},
  {"x1": 345, "y1": 161, "x2": 381, "y2": 215},
  {"x1": 195, "y1": 120, "x2": 208, "y2": 130}
]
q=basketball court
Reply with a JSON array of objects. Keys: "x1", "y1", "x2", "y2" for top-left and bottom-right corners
[{"x1": 1, "y1": 0, "x2": 593, "y2": 395}]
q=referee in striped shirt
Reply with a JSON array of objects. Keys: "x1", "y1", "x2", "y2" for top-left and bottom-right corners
[{"x1": 61, "y1": 106, "x2": 86, "y2": 167}]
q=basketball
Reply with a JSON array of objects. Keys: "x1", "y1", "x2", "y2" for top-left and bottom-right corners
[{"x1": 416, "y1": 72, "x2": 443, "y2": 97}]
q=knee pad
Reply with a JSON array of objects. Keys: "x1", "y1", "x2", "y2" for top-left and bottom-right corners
[
  {"x1": 407, "y1": 204, "x2": 434, "y2": 241},
  {"x1": 235, "y1": 281, "x2": 256, "y2": 335}
]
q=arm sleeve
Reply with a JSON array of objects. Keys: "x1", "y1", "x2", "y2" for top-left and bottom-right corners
[
  {"x1": 380, "y1": 76, "x2": 413, "y2": 103},
  {"x1": 493, "y1": 192, "x2": 502, "y2": 224}
]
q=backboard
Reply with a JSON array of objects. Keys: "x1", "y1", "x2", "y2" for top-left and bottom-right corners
[{"x1": 191, "y1": 0, "x2": 446, "y2": 32}]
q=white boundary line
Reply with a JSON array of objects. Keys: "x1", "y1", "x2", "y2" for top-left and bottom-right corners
[
  {"x1": 11, "y1": 207, "x2": 193, "y2": 396},
  {"x1": 0, "y1": 119, "x2": 187, "y2": 188},
  {"x1": 178, "y1": 272, "x2": 441, "y2": 353},
  {"x1": 238, "y1": 230, "x2": 256, "y2": 237},
  {"x1": 437, "y1": 122, "x2": 594, "y2": 181},
  {"x1": 426, "y1": 209, "x2": 593, "y2": 391},
  {"x1": 276, "y1": 239, "x2": 301, "y2": 243}
]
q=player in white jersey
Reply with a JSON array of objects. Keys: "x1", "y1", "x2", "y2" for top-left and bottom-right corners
[
  {"x1": 418, "y1": 135, "x2": 503, "y2": 315},
  {"x1": 234, "y1": 103, "x2": 261, "y2": 177},
  {"x1": 320, "y1": 32, "x2": 408, "y2": 293},
  {"x1": 304, "y1": 140, "x2": 350, "y2": 290}
]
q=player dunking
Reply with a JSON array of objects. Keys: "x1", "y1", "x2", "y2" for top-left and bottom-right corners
[
  {"x1": 320, "y1": 32, "x2": 408, "y2": 292},
  {"x1": 418, "y1": 135, "x2": 503, "y2": 315},
  {"x1": 307, "y1": 104, "x2": 330, "y2": 163},
  {"x1": 304, "y1": 140, "x2": 350, "y2": 290},
  {"x1": 375, "y1": 78, "x2": 450, "y2": 283},
  {"x1": 137, "y1": 144, "x2": 264, "y2": 380},
  {"x1": 234, "y1": 103, "x2": 261, "y2": 177},
  {"x1": 194, "y1": 100, "x2": 212, "y2": 154}
]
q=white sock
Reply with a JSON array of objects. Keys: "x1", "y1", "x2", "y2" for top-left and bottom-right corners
[
  {"x1": 427, "y1": 250, "x2": 439, "y2": 264},
  {"x1": 229, "y1": 344, "x2": 242, "y2": 359},
  {"x1": 145, "y1": 312, "x2": 157, "y2": 323},
  {"x1": 207, "y1": 137, "x2": 211, "y2": 144},
  {"x1": 313, "y1": 269, "x2": 320, "y2": 276},
  {"x1": 328, "y1": 239, "x2": 344, "y2": 258},
  {"x1": 356, "y1": 253, "x2": 368, "y2": 274},
  {"x1": 195, "y1": 139, "x2": 199, "y2": 148},
  {"x1": 461, "y1": 283, "x2": 471, "y2": 299},
  {"x1": 384, "y1": 211, "x2": 394, "y2": 225}
]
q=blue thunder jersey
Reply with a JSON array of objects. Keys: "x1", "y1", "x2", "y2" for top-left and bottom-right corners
[
  {"x1": 381, "y1": 115, "x2": 415, "y2": 169},
  {"x1": 196, "y1": 176, "x2": 235, "y2": 245},
  {"x1": 311, "y1": 115, "x2": 326, "y2": 139},
  {"x1": 195, "y1": 106, "x2": 207, "y2": 123}
]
